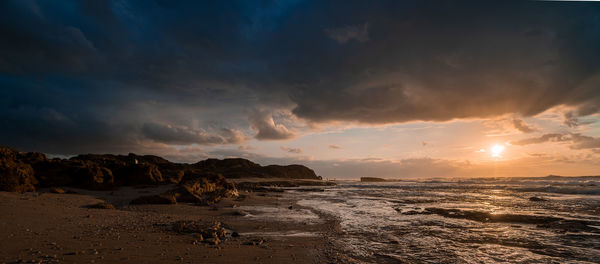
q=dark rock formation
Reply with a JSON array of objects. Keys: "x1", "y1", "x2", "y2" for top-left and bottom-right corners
[
  {"x1": 71, "y1": 154, "x2": 164, "y2": 185},
  {"x1": 0, "y1": 147, "x2": 37, "y2": 192},
  {"x1": 74, "y1": 154, "x2": 321, "y2": 181},
  {"x1": 1, "y1": 147, "x2": 326, "y2": 197},
  {"x1": 33, "y1": 159, "x2": 114, "y2": 190},
  {"x1": 170, "y1": 172, "x2": 238, "y2": 205},
  {"x1": 130, "y1": 194, "x2": 176, "y2": 205},
  {"x1": 191, "y1": 158, "x2": 321, "y2": 179},
  {"x1": 360, "y1": 177, "x2": 388, "y2": 182},
  {"x1": 85, "y1": 202, "x2": 116, "y2": 209},
  {"x1": 262, "y1": 164, "x2": 321, "y2": 179},
  {"x1": 425, "y1": 208, "x2": 562, "y2": 224},
  {"x1": 529, "y1": 196, "x2": 547, "y2": 202},
  {"x1": 422, "y1": 207, "x2": 600, "y2": 232},
  {"x1": 172, "y1": 220, "x2": 230, "y2": 245},
  {"x1": 360, "y1": 177, "x2": 401, "y2": 182},
  {"x1": 120, "y1": 163, "x2": 164, "y2": 185}
]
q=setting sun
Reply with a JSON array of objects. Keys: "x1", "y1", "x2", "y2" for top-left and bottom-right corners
[{"x1": 491, "y1": 144, "x2": 505, "y2": 158}]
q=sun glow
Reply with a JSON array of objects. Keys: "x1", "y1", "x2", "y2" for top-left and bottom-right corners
[{"x1": 491, "y1": 144, "x2": 505, "y2": 158}]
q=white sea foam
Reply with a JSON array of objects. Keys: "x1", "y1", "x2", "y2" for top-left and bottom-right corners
[{"x1": 236, "y1": 205, "x2": 321, "y2": 223}]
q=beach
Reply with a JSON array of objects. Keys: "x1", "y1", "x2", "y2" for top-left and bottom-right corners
[{"x1": 0, "y1": 185, "x2": 341, "y2": 264}]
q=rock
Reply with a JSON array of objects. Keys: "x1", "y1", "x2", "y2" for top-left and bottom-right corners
[
  {"x1": 172, "y1": 220, "x2": 202, "y2": 234},
  {"x1": 205, "y1": 237, "x2": 220, "y2": 245},
  {"x1": 49, "y1": 187, "x2": 65, "y2": 194},
  {"x1": 130, "y1": 194, "x2": 176, "y2": 205},
  {"x1": 360, "y1": 177, "x2": 388, "y2": 182},
  {"x1": 2, "y1": 147, "x2": 328, "y2": 193},
  {"x1": 0, "y1": 147, "x2": 38, "y2": 192},
  {"x1": 71, "y1": 154, "x2": 164, "y2": 186},
  {"x1": 170, "y1": 172, "x2": 238, "y2": 205},
  {"x1": 191, "y1": 158, "x2": 321, "y2": 179},
  {"x1": 537, "y1": 219, "x2": 598, "y2": 232},
  {"x1": 529, "y1": 196, "x2": 547, "y2": 202},
  {"x1": 245, "y1": 238, "x2": 265, "y2": 246},
  {"x1": 231, "y1": 211, "x2": 246, "y2": 216},
  {"x1": 120, "y1": 162, "x2": 164, "y2": 185},
  {"x1": 425, "y1": 207, "x2": 562, "y2": 224},
  {"x1": 85, "y1": 203, "x2": 116, "y2": 209},
  {"x1": 231, "y1": 232, "x2": 239, "y2": 237},
  {"x1": 18, "y1": 151, "x2": 48, "y2": 165},
  {"x1": 33, "y1": 160, "x2": 114, "y2": 190},
  {"x1": 172, "y1": 220, "x2": 229, "y2": 244}
]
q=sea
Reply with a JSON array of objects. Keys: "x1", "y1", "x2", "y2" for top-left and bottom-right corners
[{"x1": 246, "y1": 176, "x2": 600, "y2": 263}]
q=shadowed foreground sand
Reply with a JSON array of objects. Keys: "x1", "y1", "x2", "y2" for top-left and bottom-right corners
[{"x1": 0, "y1": 187, "x2": 341, "y2": 264}]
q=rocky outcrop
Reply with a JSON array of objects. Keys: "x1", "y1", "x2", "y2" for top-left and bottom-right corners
[
  {"x1": 172, "y1": 220, "x2": 229, "y2": 245},
  {"x1": 424, "y1": 208, "x2": 562, "y2": 223},
  {"x1": 73, "y1": 154, "x2": 321, "y2": 181},
  {"x1": 71, "y1": 154, "x2": 164, "y2": 185},
  {"x1": 85, "y1": 202, "x2": 116, "y2": 209},
  {"x1": 191, "y1": 158, "x2": 321, "y2": 179},
  {"x1": 1, "y1": 147, "x2": 325, "y2": 196},
  {"x1": 120, "y1": 163, "x2": 164, "y2": 185},
  {"x1": 262, "y1": 164, "x2": 321, "y2": 179},
  {"x1": 33, "y1": 159, "x2": 114, "y2": 190},
  {"x1": 360, "y1": 177, "x2": 387, "y2": 182},
  {"x1": 127, "y1": 171, "x2": 239, "y2": 205},
  {"x1": 130, "y1": 194, "x2": 177, "y2": 205},
  {"x1": 0, "y1": 147, "x2": 38, "y2": 192},
  {"x1": 170, "y1": 172, "x2": 238, "y2": 205}
]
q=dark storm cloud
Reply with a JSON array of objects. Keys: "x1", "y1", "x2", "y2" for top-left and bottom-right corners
[
  {"x1": 141, "y1": 122, "x2": 245, "y2": 145},
  {"x1": 1, "y1": 0, "x2": 600, "y2": 154},
  {"x1": 325, "y1": 23, "x2": 369, "y2": 43},
  {"x1": 290, "y1": 2, "x2": 600, "y2": 124}
]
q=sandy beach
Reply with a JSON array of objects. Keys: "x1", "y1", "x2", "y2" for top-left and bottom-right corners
[{"x1": 0, "y1": 186, "x2": 342, "y2": 264}]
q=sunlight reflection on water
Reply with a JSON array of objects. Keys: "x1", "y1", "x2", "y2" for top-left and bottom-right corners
[{"x1": 294, "y1": 177, "x2": 600, "y2": 263}]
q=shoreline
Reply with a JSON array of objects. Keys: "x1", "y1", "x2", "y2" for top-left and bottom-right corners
[{"x1": 0, "y1": 185, "x2": 342, "y2": 264}]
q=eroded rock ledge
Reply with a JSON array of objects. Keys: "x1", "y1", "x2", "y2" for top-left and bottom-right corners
[{"x1": 0, "y1": 147, "x2": 327, "y2": 205}]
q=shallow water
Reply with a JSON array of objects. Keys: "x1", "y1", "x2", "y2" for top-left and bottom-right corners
[{"x1": 292, "y1": 177, "x2": 600, "y2": 263}]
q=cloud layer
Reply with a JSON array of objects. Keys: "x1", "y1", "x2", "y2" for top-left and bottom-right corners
[
  {"x1": 512, "y1": 133, "x2": 600, "y2": 151},
  {"x1": 1, "y1": 1, "x2": 599, "y2": 155}
]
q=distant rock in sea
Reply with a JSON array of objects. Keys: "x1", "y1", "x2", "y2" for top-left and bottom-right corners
[{"x1": 360, "y1": 177, "x2": 390, "y2": 182}]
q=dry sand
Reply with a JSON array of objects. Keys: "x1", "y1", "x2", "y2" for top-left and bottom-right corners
[{"x1": 0, "y1": 186, "x2": 342, "y2": 263}]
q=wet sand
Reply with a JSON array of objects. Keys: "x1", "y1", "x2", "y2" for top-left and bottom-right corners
[{"x1": 0, "y1": 186, "x2": 341, "y2": 263}]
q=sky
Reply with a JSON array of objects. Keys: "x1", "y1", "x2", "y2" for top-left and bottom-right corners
[{"x1": 1, "y1": 0, "x2": 600, "y2": 179}]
